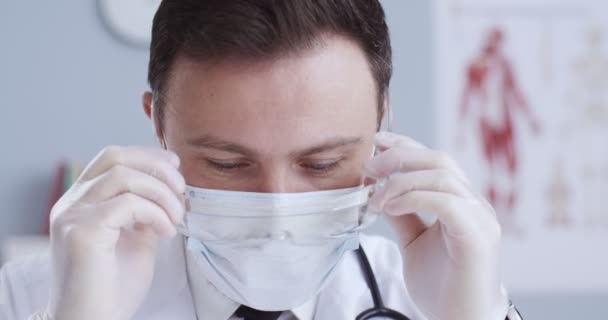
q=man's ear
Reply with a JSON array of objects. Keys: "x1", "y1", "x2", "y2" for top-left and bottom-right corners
[{"x1": 142, "y1": 91, "x2": 165, "y2": 146}]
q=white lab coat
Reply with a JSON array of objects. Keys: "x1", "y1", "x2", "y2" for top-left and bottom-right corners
[{"x1": 0, "y1": 234, "x2": 426, "y2": 320}]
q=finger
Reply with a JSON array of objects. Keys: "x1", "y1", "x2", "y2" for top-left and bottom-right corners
[
  {"x1": 98, "y1": 193, "x2": 176, "y2": 238},
  {"x1": 476, "y1": 193, "x2": 496, "y2": 216},
  {"x1": 364, "y1": 146, "x2": 469, "y2": 183},
  {"x1": 368, "y1": 170, "x2": 473, "y2": 211},
  {"x1": 375, "y1": 131, "x2": 427, "y2": 151},
  {"x1": 386, "y1": 214, "x2": 427, "y2": 249},
  {"x1": 383, "y1": 190, "x2": 489, "y2": 237},
  {"x1": 79, "y1": 146, "x2": 185, "y2": 195},
  {"x1": 363, "y1": 177, "x2": 376, "y2": 187},
  {"x1": 81, "y1": 165, "x2": 185, "y2": 224}
]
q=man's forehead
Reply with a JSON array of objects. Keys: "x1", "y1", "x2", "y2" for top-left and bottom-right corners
[
  {"x1": 162, "y1": 34, "x2": 379, "y2": 154},
  {"x1": 165, "y1": 39, "x2": 375, "y2": 109}
]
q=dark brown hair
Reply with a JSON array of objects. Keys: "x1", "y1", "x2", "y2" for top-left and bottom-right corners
[{"x1": 148, "y1": 0, "x2": 392, "y2": 126}]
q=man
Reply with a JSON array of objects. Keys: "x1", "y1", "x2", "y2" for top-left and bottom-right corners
[{"x1": 0, "y1": 1, "x2": 520, "y2": 319}]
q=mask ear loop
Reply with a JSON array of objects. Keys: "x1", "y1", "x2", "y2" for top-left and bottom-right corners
[
  {"x1": 371, "y1": 101, "x2": 393, "y2": 157},
  {"x1": 385, "y1": 103, "x2": 394, "y2": 133},
  {"x1": 371, "y1": 103, "x2": 393, "y2": 188},
  {"x1": 152, "y1": 100, "x2": 191, "y2": 234},
  {"x1": 359, "y1": 105, "x2": 394, "y2": 228}
]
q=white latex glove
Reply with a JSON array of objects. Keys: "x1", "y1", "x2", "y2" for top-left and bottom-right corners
[
  {"x1": 365, "y1": 132, "x2": 509, "y2": 320},
  {"x1": 42, "y1": 146, "x2": 185, "y2": 320}
]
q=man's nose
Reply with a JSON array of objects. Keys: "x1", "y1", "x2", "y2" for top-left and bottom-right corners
[{"x1": 255, "y1": 169, "x2": 297, "y2": 193}]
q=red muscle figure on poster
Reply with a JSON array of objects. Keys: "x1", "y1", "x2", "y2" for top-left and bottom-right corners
[{"x1": 459, "y1": 28, "x2": 539, "y2": 228}]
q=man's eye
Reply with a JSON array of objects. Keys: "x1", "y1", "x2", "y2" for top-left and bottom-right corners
[
  {"x1": 206, "y1": 160, "x2": 250, "y2": 171},
  {"x1": 302, "y1": 161, "x2": 341, "y2": 173}
]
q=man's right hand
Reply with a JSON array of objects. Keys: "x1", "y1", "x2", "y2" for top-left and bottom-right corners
[{"x1": 43, "y1": 146, "x2": 185, "y2": 320}]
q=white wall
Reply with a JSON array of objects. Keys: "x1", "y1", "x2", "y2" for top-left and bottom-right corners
[
  {"x1": 0, "y1": 0, "x2": 154, "y2": 236},
  {"x1": 0, "y1": 0, "x2": 605, "y2": 318}
]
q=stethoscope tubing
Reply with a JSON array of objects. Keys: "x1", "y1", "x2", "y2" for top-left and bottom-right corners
[{"x1": 355, "y1": 246, "x2": 411, "y2": 320}]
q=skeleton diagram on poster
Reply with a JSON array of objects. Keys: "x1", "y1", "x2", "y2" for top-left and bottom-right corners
[
  {"x1": 563, "y1": 27, "x2": 608, "y2": 228},
  {"x1": 433, "y1": 0, "x2": 608, "y2": 292}
]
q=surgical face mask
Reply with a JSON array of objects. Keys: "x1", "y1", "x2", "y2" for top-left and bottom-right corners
[{"x1": 178, "y1": 185, "x2": 377, "y2": 311}]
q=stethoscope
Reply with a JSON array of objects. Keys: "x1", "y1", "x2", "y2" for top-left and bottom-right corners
[
  {"x1": 356, "y1": 111, "x2": 410, "y2": 320},
  {"x1": 355, "y1": 246, "x2": 411, "y2": 320}
]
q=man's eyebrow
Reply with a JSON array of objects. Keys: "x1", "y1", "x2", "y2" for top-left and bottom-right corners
[
  {"x1": 186, "y1": 135, "x2": 257, "y2": 156},
  {"x1": 187, "y1": 135, "x2": 362, "y2": 157},
  {"x1": 296, "y1": 137, "x2": 363, "y2": 157}
]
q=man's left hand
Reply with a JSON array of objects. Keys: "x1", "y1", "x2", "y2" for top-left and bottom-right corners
[{"x1": 365, "y1": 132, "x2": 509, "y2": 320}]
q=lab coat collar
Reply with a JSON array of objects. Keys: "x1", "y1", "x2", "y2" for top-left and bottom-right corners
[{"x1": 184, "y1": 236, "x2": 317, "y2": 320}]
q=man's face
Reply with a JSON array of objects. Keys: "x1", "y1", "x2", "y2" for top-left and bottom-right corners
[{"x1": 157, "y1": 35, "x2": 379, "y2": 193}]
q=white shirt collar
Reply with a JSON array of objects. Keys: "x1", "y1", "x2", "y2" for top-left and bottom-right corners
[{"x1": 183, "y1": 237, "x2": 317, "y2": 320}]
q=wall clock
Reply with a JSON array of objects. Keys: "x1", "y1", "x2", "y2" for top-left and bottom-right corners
[{"x1": 97, "y1": 0, "x2": 162, "y2": 48}]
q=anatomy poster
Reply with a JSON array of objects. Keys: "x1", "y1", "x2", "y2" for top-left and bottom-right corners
[{"x1": 433, "y1": 0, "x2": 608, "y2": 292}]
